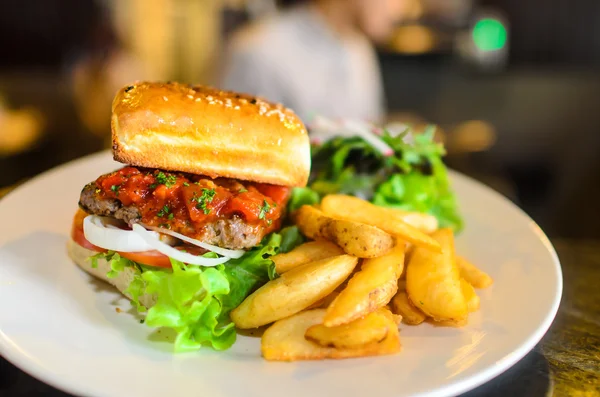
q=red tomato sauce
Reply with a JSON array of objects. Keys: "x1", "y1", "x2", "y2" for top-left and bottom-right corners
[{"x1": 92, "y1": 166, "x2": 290, "y2": 240}]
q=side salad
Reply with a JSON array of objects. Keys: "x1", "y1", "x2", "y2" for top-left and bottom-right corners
[{"x1": 292, "y1": 126, "x2": 463, "y2": 231}]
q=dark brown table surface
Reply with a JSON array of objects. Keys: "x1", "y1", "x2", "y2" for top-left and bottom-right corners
[{"x1": 0, "y1": 187, "x2": 598, "y2": 396}]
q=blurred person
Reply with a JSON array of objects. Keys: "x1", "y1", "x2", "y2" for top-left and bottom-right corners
[
  {"x1": 69, "y1": 9, "x2": 145, "y2": 140},
  {"x1": 220, "y1": 0, "x2": 407, "y2": 123}
]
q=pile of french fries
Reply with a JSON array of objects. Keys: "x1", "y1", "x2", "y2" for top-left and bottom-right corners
[{"x1": 230, "y1": 195, "x2": 493, "y2": 361}]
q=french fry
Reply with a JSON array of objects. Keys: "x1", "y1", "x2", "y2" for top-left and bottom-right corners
[
  {"x1": 321, "y1": 194, "x2": 438, "y2": 233},
  {"x1": 293, "y1": 205, "x2": 328, "y2": 240},
  {"x1": 391, "y1": 291, "x2": 426, "y2": 325},
  {"x1": 383, "y1": 306, "x2": 403, "y2": 326},
  {"x1": 399, "y1": 212, "x2": 439, "y2": 234},
  {"x1": 305, "y1": 309, "x2": 390, "y2": 349},
  {"x1": 460, "y1": 278, "x2": 480, "y2": 312},
  {"x1": 231, "y1": 255, "x2": 358, "y2": 329},
  {"x1": 457, "y1": 256, "x2": 493, "y2": 289},
  {"x1": 320, "y1": 195, "x2": 441, "y2": 252},
  {"x1": 406, "y1": 229, "x2": 468, "y2": 322},
  {"x1": 261, "y1": 309, "x2": 401, "y2": 361},
  {"x1": 307, "y1": 291, "x2": 340, "y2": 309},
  {"x1": 327, "y1": 219, "x2": 395, "y2": 258},
  {"x1": 324, "y1": 242, "x2": 405, "y2": 327},
  {"x1": 295, "y1": 205, "x2": 394, "y2": 258},
  {"x1": 272, "y1": 240, "x2": 343, "y2": 274}
]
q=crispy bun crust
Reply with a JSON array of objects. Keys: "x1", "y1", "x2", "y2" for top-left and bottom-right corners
[
  {"x1": 111, "y1": 82, "x2": 310, "y2": 187},
  {"x1": 67, "y1": 239, "x2": 157, "y2": 308}
]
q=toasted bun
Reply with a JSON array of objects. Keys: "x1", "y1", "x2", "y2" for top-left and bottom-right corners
[
  {"x1": 67, "y1": 239, "x2": 157, "y2": 308},
  {"x1": 111, "y1": 82, "x2": 310, "y2": 187}
]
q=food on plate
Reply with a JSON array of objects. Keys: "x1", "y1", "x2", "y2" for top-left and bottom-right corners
[
  {"x1": 305, "y1": 308, "x2": 392, "y2": 349},
  {"x1": 271, "y1": 240, "x2": 343, "y2": 274},
  {"x1": 460, "y1": 278, "x2": 480, "y2": 313},
  {"x1": 324, "y1": 241, "x2": 405, "y2": 327},
  {"x1": 319, "y1": 194, "x2": 441, "y2": 251},
  {"x1": 307, "y1": 125, "x2": 463, "y2": 231},
  {"x1": 307, "y1": 290, "x2": 340, "y2": 309},
  {"x1": 321, "y1": 194, "x2": 438, "y2": 233},
  {"x1": 231, "y1": 255, "x2": 358, "y2": 329},
  {"x1": 457, "y1": 256, "x2": 494, "y2": 289},
  {"x1": 294, "y1": 205, "x2": 395, "y2": 258},
  {"x1": 68, "y1": 81, "x2": 310, "y2": 351},
  {"x1": 261, "y1": 309, "x2": 401, "y2": 361},
  {"x1": 67, "y1": 82, "x2": 491, "y2": 360},
  {"x1": 390, "y1": 290, "x2": 426, "y2": 325},
  {"x1": 406, "y1": 229, "x2": 468, "y2": 323}
]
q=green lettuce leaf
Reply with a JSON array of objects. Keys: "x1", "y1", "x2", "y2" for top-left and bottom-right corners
[
  {"x1": 88, "y1": 251, "x2": 136, "y2": 279},
  {"x1": 94, "y1": 231, "x2": 298, "y2": 353},
  {"x1": 139, "y1": 260, "x2": 236, "y2": 351},
  {"x1": 287, "y1": 187, "x2": 320, "y2": 212},
  {"x1": 278, "y1": 226, "x2": 305, "y2": 253}
]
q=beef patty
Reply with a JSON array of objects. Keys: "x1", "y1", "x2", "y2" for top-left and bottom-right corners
[{"x1": 79, "y1": 183, "x2": 263, "y2": 250}]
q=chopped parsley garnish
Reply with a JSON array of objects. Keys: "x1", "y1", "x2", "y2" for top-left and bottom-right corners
[
  {"x1": 238, "y1": 188, "x2": 248, "y2": 193},
  {"x1": 156, "y1": 172, "x2": 177, "y2": 188},
  {"x1": 183, "y1": 182, "x2": 190, "y2": 187},
  {"x1": 157, "y1": 205, "x2": 170, "y2": 217},
  {"x1": 158, "y1": 223, "x2": 171, "y2": 229},
  {"x1": 168, "y1": 213, "x2": 174, "y2": 220},
  {"x1": 110, "y1": 184, "x2": 121, "y2": 196},
  {"x1": 258, "y1": 200, "x2": 271, "y2": 220},
  {"x1": 192, "y1": 188, "x2": 216, "y2": 214}
]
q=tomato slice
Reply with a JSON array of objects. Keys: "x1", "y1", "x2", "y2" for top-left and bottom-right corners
[
  {"x1": 120, "y1": 245, "x2": 207, "y2": 269},
  {"x1": 119, "y1": 250, "x2": 172, "y2": 268}
]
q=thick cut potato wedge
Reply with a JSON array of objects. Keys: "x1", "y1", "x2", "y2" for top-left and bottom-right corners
[
  {"x1": 321, "y1": 194, "x2": 439, "y2": 233},
  {"x1": 457, "y1": 256, "x2": 493, "y2": 289},
  {"x1": 295, "y1": 205, "x2": 394, "y2": 258},
  {"x1": 319, "y1": 195, "x2": 441, "y2": 252},
  {"x1": 391, "y1": 290, "x2": 426, "y2": 325},
  {"x1": 307, "y1": 291, "x2": 340, "y2": 309},
  {"x1": 293, "y1": 205, "x2": 329, "y2": 240},
  {"x1": 324, "y1": 242, "x2": 405, "y2": 327},
  {"x1": 460, "y1": 278, "x2": 480, "y2": 312},
  {"x1": 261, "y1": 309, "x2": 401, "y2": 361},
  {"x1": 406, "y1": 229, "x2": 468, "y2": 322},
  {"x1": 231, "y1": 255, "x2": 358, "y2": 329},
  {"x1": 326, "y1": 219, "x2": 395, "y2": 258},
  {"x1": 305, "y1": 309, "x2": 390, "y2": 349},
  {"x1": 272, "y1": 240, "x2": 344, "y2": 274}
]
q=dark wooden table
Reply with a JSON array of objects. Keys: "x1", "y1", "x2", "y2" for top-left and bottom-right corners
[{"x1": 0, "y1": 185, "x2": 598, "y2": 396}]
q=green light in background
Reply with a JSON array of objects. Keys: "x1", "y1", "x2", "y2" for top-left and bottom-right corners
[{"x1": 473, "y1": 18, "x2": 507, "y2": 51}]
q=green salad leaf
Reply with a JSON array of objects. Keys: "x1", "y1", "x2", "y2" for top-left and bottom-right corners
[
  {"x1": 278, "y1": 226, "x2": 305, "y2": 253},
  {"x1": 287, "y1": 187, "x2": 320, "y2": 212},
  {"x1": 90, "y1": 231, "x2": 303, "y2": 352},
  {"x1": 309, "y1": 126, "x2": 463, "y2": 231}
]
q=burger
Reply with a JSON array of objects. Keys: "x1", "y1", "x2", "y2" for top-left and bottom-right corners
[{"x1": 68, "y1": 82, "x2": 310, "y2": 351}]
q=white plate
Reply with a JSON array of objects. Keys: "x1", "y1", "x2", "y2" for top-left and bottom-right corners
[{"x1": 0, "y1": 151, "x2": 562, "y2": 397}]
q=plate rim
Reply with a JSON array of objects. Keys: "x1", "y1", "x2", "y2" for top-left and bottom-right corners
[{"x1": 0, "y1": 151, "x2": 563, "y2": 397}]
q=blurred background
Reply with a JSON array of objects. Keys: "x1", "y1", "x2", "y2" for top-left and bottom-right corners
[{"x1": 0, "y1": 0, "x2": 599, "y2": 238}]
